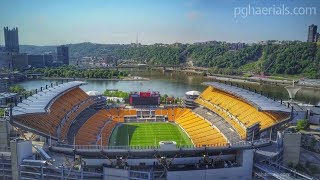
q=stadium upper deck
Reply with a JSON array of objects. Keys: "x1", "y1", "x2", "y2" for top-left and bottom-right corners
[
  {"x1": 196, "y1": 83, "x2": 291, "y2": 140},
  {"x1": 12, "y1": 81, "x2": 86, "y2": 116},
  {"x1": 10, "y1": 81, "x2": 94, "y2": 139},
  {"x1": 204, "y1": 82, "x2": 291, "y2": 113}
]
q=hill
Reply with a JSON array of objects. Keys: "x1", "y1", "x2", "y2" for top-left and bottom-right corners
[{"x1": 20, "y1": 41, "x2": 320, "y2": 78}]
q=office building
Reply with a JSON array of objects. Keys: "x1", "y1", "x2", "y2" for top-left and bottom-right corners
[
  {"x1": 4, "y1": 27, "x2": 19, "y2": 52},
  {"x1": 12, "y1": 53, "x2": 28, "y2": 70},
  {"x1": 0, "y1": 52, "x2": 11, "y2": 70},
  {"x1": 44, "y1": 54, "x2": 53, "y2": 67},
  {"x1": 0, "y1": 78, "x2": 9, "y2": 93},
  {"x1": 27, "y1": 54, "x2": 54, "y2": 68},
  {"x1": 307, "y1": 24, "x2": 318, "y2": 42},
  {"x1": 27, "y1": 55, "x2": 45, "y2": 68},
  {"x1": 57, "y1": 45, "x2": 69, "y2": 65}
]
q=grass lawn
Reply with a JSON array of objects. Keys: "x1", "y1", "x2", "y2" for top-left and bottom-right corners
[
  {"x1": 108, "y1": 122, "x2": 193, "y2": 147},
  {"x1": 268, "y1": 74, "x2": 303, "y2": 81}
]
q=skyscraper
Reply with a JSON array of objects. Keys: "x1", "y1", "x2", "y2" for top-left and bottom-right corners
[
  {"x1": 27, "y1": 55, "x2": 45, "y2": 68},
  {"x1": 307, "y1": 24, "x2": 317, "y2": 42},
  {"x1": 12, "y1": 53, "x2": 28, "y2": 70},
  {"x1": 57, "y1": 45, "x2": 69, "y2": 65},
  {"x1": 4, "y1": 27, "x2": 19, "y2": 52}
]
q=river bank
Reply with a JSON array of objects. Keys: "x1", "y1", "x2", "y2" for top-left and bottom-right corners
[
  {"x1": 206, "y1": 75, "x2": 320, "y2": 89},
  {"x1": 147, "y1": 67, "x2": 320, "y2": 89},
  {"x1": 149, "y1": 65, "x2": 320, "y2": 88},
  {"x1": 41, "y1": 76, "x2": 150, "y2": 81}
]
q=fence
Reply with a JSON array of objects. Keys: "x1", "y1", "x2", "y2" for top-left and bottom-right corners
[{"x1": 52, "y1": 138, "x2": 270, "y2": 151}]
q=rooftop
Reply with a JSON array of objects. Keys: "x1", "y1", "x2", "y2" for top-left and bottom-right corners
[
  {"x1": 205, "y1": 82, "x2": 291, "y2": 113},
  {"x1": 12, "y1": 81, "x2": 86, "y2": 116},
  {"x1": 0, "y1": 92, "x2": 17, "y2": 99}
]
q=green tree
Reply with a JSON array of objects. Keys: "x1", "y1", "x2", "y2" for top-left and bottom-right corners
[
  {"x1": 29, "y1": 65, "x2": 129, "y2": 79},
  {"x1": 9, "y1": 85, "x2": 26, "y2": 94},
  {"x1": 296, "y1": 119, "x2": 310, "y2": 131},
  {"x1": 0, "y1": 108, "x2": 5, "y2": 117},
  {"x1": 103, "y1": 90, "x2": 129, "y2": 100}
]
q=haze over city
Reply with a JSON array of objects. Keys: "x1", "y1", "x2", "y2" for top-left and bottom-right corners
[{"x1": 0, "y1": 0, "x2": 319, "y2": 45}]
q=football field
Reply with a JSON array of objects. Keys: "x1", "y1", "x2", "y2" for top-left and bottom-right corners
[{"x1": 108, "y1": 122, "x2": 193, "y2": 147}]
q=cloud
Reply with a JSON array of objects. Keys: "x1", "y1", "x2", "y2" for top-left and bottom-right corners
[{"x1": 186, "y1": 10, "x2": 202, "y2": 21}]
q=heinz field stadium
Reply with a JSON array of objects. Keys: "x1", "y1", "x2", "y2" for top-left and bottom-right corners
[{"x1": 0, "y1": 80, "x2": 302, "y2": 180}]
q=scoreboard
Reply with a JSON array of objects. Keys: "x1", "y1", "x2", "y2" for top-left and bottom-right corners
[{"x1": 129, "y1": 91, "x2": 160, "y2": 106}]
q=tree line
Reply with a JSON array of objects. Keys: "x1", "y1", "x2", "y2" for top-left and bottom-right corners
[
  {"x1": 28, "y1": 66, "x2": 129, "y2": 79},
  {"x1": 21, "y1": 41, "x2": 320, "y2": 78}
]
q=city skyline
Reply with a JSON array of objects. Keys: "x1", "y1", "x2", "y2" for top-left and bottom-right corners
[{"x1": 0, "y1": 0, "x2": 319, "y2": 45}]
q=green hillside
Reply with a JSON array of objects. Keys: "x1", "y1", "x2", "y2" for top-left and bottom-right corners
[{"x1": 20, "y1": 41, "x2": 320, "y2": 78}]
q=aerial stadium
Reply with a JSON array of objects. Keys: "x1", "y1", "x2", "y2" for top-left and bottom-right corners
[{"x1": 1, "y1": 80, "x2": 310, "y2": 180}]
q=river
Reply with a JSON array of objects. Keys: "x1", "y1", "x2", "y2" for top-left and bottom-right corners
[{"x1": 18, "y1": 70, "x2": 320, "y2": 105}]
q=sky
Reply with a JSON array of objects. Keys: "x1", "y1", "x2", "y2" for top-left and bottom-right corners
[{"x1": 0, "y1": 0, "x2": 319, "y2": 45}]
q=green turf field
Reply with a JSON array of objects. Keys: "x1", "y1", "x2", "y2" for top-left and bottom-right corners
[{"x1": 108, "y1": 122, "x2": 193, "y2": 147}]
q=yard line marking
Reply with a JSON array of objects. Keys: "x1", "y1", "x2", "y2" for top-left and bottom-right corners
[{"x1": 165, "y1": 123, "x2": 175, "y2": 144}]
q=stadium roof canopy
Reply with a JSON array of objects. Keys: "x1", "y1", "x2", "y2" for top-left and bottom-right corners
[
  {"x1": 185, "y1": 91, "x2": 200, "y2": 96},
  {"x1": 86, "y1": 90, "x2": 102, "y2": 96},
  {"x1": 204, "y1": 82, "x2": 291, "y2": 113},
  {"x1": 12, "y1": 81, "x2": 86, "y2": 116}
]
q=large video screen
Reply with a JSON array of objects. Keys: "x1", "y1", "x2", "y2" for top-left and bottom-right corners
[{"x1": 130, "y1": 97, "x2": 160, "y2": 106}]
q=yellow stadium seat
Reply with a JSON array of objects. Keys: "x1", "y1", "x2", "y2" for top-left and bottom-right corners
[
  {"x1": 172, "y1": 109, "x2": 227, "y2": 147},
  {"x1": 195, "y1": 87, "x2": 290, "y2": 139}
]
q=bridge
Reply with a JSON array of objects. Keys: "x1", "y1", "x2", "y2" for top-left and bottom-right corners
[{"x1": 25, "y1": 73, "x2": 45, "y2": 79}]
